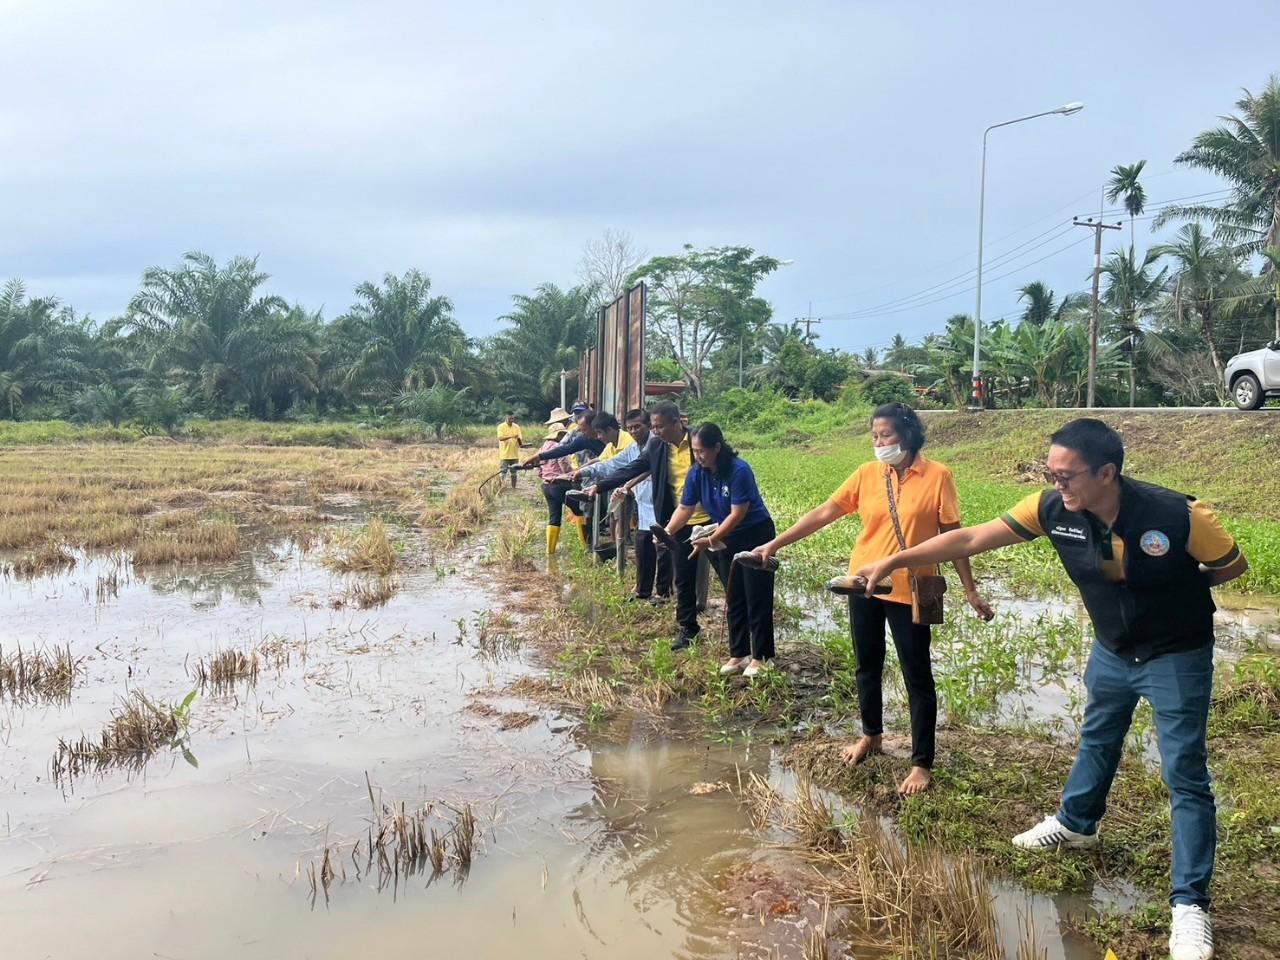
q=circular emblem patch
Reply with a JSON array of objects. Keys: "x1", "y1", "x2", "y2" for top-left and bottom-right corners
[{"x1": 1140, "y1": 530, "x2": 1170, "y2": 557}]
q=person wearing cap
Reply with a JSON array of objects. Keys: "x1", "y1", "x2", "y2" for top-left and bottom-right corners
[
  {"x1": 524, "y1": 411, "x2": 606, "y2": 548},
  {"x1": 496, "y1": 411, "x2": 524, "y2": 488},
  {"x1": 852, "y1": 418, "x2": 1246, "y2": 960},
  {"x1": 535, "y1": 422, "x2": 574, "y2": 554}
]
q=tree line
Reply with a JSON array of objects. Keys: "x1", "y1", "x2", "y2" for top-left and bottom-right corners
[{"x1": 3, "y1": 75, "x2": 1277, "y2": 429}]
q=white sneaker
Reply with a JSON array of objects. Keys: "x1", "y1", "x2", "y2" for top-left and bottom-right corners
[
  {"x1": 1169, "y1": 904, "x2": 1213, "y2": 960},
  {"x1": 1011, "y1": 815, "x2": 1099, "y2": 851}
]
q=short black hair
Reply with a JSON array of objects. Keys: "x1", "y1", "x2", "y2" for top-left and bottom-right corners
[
  {"x1": 870, "y1": 402, "x2": 925, "y2": 454},
  {"x1": 692, "y1": 422, "x2": 737, "y2": 477},
  {"x1": 649, "y1": 400, "x2": 681, "y2": 423},
  {"x1": 505, "y1": 410, "x2": 514, "y2": 417},
  {"x1": 591, "y1": 412, "x2": 619, "y2": 432},
  {"x1": 1049, "y1": 418, "x2": 1124, "y2": 474},
  {"x1": 623, "y1": 408, "x2": 649, "y2": 424}
]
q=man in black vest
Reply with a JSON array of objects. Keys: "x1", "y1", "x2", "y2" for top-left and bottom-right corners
[{"x1": 854, "y1": 418, "x2": 1245, "y2": 960}]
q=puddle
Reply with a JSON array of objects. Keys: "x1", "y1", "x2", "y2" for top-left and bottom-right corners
[{"x1": 0, "y1": 518, "x2": 1196, "y2": 959}]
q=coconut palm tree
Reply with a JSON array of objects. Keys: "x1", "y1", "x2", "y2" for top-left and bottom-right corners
[
  {"x1": 1106, "y1": 160, "x2": 1148, "y2": 253},
  {"x1": 1102, "y1": 248, "x2": 1169, "y2": 406},
  {"x1": 332, "y1": 270, "x2": 466, "y2": 405},
  {"x1": 1156, "y1": 76, "x2": 1280, "y2": 336},
  {"x1": 1017, "y1": 282, "x2": 1087, "y2": 327},
  {"x1": 486, "y1": 283, "x2": 596, "y2": 413},
  {"x1": 120, "y1": 252, "x2": 292, "y2": 414},
  {"x1": 0, "y1": 279, "x2": 92, "y2": 417},
  {"x1": 1152, "y1": 224, "x2": 1248, "y2": 389}
]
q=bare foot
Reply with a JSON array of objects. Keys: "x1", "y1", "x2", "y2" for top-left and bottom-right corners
[
  {"x1": 897, "y1": 766, "x2": 932, "y2": 796},
  {"x1": 840, "y1": 735, "x2": 883, "y2": 766}
]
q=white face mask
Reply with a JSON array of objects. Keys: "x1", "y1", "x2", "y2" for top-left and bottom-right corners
[{"x1": 874, "y1": 443, "x2": 908, "y2": 466}]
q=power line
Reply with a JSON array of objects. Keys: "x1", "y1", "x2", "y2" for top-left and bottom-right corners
[
  {"x1": 824, "y1": 201, "x2": 1237, "y2": 325},
  {"x1": 820, "y1": 223, "x2": 1078, "y2": 319},
  {"x1": 826, "y1": 235, "x2": 1094, "y2": 323},
  {"x1": 813, "y1": 190, "x2": 1236, "y2": 319}
]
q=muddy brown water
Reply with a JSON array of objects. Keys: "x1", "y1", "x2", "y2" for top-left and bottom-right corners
[{"x1": 0, "y1": 525, "x2": 1145, "y2": 959}]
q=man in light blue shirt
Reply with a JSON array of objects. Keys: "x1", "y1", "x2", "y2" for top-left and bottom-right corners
[{"x1": 580, "y1": 408, "x2": 671, "y2": 602}]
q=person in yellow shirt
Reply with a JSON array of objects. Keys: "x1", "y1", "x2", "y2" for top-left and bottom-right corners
[
  {"x1": 752, "y1": 403, "x2": 992, "y2": 796},
  {"x1": 496, "y1": 411, "x2": 524, "y2": 488},
  {"x1": 853, "y1": 418, "x2": 1244, "y2": 960}
]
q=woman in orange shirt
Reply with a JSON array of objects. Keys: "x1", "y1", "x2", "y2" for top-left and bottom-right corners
[{"x1": 752, "y1": 403, "x2": 993, "y2": 795}]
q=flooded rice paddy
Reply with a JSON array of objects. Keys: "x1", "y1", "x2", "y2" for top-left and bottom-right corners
[{"x1": 0, "y1": 495, "x2": 1268, "y2": 959}]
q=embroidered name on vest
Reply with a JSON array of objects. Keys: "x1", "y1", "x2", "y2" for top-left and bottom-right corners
[{"x1": 1048, "y1": 522, "x2": 1088, "y2": 542}]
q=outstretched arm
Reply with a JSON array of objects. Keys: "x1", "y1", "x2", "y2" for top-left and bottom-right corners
[
  {"x1": 856, "y1": 518, "x2": 1024, "y2": 590},
  {"x1": 751, "y1": 500, "x2": 846, "y2": 563}
]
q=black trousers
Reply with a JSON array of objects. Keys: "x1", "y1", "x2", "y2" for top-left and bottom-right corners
[
  {"x1": 541, "y1": 481, "x2": 583, "y2": 526},
  {"x1": 848, "y1": 594, "x2": 936, "y2": 769},
  {"x1": 634, "y1": 530, "x2": 673, "y2": 599},
  {"x1": 671, "y1": 526, "x2": 700, "y2": 637},
  {"x1": 709, "y1": 519, "x2": 776, "y2": 660}
]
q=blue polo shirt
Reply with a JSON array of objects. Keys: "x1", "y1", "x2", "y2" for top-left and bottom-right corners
[{"x1": 680, "y1": 457, "x2": 770, "y2": 527}]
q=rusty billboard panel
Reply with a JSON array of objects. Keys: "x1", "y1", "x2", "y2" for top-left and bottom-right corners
[
  {"x1": 578, "y1": 282, "x2": 645, "y2": 418},
  {"x1": 625, "y1": 283, "x2": 646, "y2": 414},
  {"x1": 581, "y1": 348, "x2": 599, "y2": 412}
]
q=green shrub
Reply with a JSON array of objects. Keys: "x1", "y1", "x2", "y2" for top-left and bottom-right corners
[{"x1": 861, "y1": 373, "x2": 917, "y2": 408}]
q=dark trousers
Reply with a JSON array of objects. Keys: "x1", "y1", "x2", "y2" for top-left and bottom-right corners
[
  {"x1": 848, "y1": 595, "x2": 936, "y2": 769},
  {"x1": 634, "y1": 530, "x2": 673, "y2": 599},
  {"x1": 671, "y1": 526, "x2": 700, "y2": 637},
  {"x1": 541, "y1": 481, "x2": 582, "y2": 526},
  {"x1": 709, "y1": 519, "x2": 776, "y2": 660}
]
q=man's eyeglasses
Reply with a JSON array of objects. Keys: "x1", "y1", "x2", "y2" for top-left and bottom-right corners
[{"x1": 1043, "y1": 467, "x2": 1094, "y2": 488}]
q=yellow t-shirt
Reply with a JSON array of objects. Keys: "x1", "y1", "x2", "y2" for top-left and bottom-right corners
[
  {"x1": 1000, "y1": 490, "x2": 1239, "y2": 582},
  {"x1": 826, "y1": 456, "x2": 960, "y2": 605},
  {"x1": 596, "y1": 429, "x2": 635, "y2": 462},
  {"x1": 670, "y1": 432, "x2": 710, "y2": 526},
  {"x1": 497, "y1": 423, "x2": 523, "y2": 459}
]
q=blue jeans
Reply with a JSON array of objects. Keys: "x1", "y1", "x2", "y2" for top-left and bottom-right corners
[{"x1": 1057, "y1": 641, "x2": 1216, "y2": 909}]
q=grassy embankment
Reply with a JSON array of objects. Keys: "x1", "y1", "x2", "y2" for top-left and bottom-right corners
[{"x1": 492, "y1": 408, "x2": 1280, "y2": 960}]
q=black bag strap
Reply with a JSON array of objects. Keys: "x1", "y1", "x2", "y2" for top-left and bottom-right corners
[{"x1": 883, "y1": 468, "x2": 909, "y2": 554}]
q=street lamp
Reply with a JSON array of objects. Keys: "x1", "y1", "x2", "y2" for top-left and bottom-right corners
[{"x1": 970, "y1": 101, "x2": 1084, "y2": 408}]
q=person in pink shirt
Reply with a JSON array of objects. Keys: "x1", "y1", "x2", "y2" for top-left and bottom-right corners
[{"x1": 538, "y1": 423, "x2": 574, "y2": 554}]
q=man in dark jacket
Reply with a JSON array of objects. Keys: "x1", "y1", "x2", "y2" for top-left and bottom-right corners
[
  {"x1": 849, "y1": 418, "x2": 1245, "y2": 960},
  {"x1": 613, "y1": 401, "x2": 707, "y2": 649}
]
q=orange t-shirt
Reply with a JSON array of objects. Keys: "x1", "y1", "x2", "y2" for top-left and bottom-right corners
[{"x1": 826, "y1": 455, "x2": 961, "y2": 605}]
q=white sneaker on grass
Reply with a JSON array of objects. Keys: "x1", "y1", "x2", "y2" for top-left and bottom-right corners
[
  {"x1": 1011, "y1": 815, "x2": 1099, "y2": 850},
  {"x1": 1169, "y1": 904, "x2": 1213, "y2": 960}
]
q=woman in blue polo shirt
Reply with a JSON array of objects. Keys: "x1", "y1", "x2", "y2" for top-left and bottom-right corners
[{"x1": 662, "y1": 422, "x2": 776, "y2": 677}]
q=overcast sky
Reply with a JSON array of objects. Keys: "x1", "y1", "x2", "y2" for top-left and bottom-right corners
[{"x1": 3, "y1": 1, "x2": 1278, "y2": 354}]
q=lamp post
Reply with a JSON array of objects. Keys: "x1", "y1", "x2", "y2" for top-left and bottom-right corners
[{"x1": 971, "y1": 101, "x2": 1084, "y2": 408}]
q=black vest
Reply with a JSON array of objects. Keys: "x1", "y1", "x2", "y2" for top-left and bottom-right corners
[{"x1": 1037, "y1": 477, "x2": 1215, "y2": 662}]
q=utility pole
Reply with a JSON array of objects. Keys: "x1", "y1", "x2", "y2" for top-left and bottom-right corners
[
  {"x1": 793, "y1": 303, "x2": 822, "y2": 343},
  {"x1": 1073, "y1": 216, "x2": 1123, "y2": 407}
]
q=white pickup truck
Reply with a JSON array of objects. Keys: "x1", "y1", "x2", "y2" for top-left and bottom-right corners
[{"x1": 1225, "y1": 342, "x2": 1280, "y2": 409}]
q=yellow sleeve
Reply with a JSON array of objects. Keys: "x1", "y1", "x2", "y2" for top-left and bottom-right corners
[
  {"x1": 1187, "y1": 501, "x2": 1240, "y2": 568},
  {"x1": 937, "y1": 468, "x2": 960, "y2": 525},
  {"x1": 827, "y1": 468, "x2": 862, "y2": 515},
  {"x1": 1000, "y1": 491, "x2": 1047, "y2": 540}
]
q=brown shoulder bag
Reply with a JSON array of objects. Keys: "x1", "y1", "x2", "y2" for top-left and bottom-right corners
[{"x1": 884, "y1": 468, "x2": 947, "y2": 625}]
